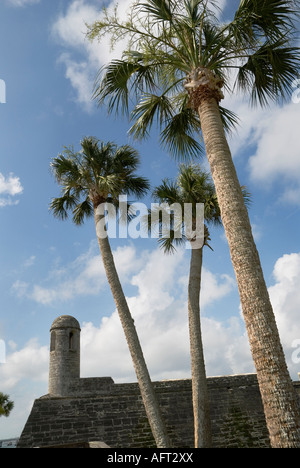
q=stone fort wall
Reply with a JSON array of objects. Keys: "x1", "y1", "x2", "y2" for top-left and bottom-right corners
[{"x1": 18, "y1": 373, "x2": 300, "y2": 448}]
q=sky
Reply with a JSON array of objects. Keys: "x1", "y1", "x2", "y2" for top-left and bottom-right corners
[{"x1": 0, "y1": 0, "x2": 300, "y2": 439}]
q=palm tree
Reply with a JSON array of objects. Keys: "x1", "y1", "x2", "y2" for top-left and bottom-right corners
[
  {"x1": 0, "y1": 393, "x2": 14, "y2": 418},
  {"x1": 88, "y1": 1, "x2": 300, "y2": 447},
  {"x1": 50, "y1": 136, "x2": 170, "y2": 448},
  {"x1": 149, "y1": 164, "x2": 221, "y2": 448}
]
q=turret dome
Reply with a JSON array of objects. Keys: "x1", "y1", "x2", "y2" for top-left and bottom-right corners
[{"x1": 50, "y1": 315, "x2": 80, "y2": 331}]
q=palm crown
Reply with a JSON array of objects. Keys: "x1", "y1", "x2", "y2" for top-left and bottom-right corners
[
  {"x1": 50, "y1": 137, "x2": 150, "y2": 225},
  {"x1": 88, "y1": 0, "x2": 300, "y2": 159},
  {"x1": 0, "y1": 392, "x2": 14, "y2": 418},
  {"x1": 150, "y1": 164, "x2": 221, "y2": 252}
]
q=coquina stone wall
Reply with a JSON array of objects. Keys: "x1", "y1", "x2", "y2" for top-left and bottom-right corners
[{"x1": 18, "y1": 373, "x2": 300, "y2": 448}]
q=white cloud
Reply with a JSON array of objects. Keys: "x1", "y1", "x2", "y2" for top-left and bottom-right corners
[
  {"x1": 0, "y1": 339, "x2": 48, "y2": 391},
  {"x1": 11, "y1": 241, "x2": 242, "y2": 382},
  {"x1": 0, "y1": 339, "x2": 49, "y2": 439},
  {"x1": 78, "y1": 246, "x2": 241, "y2": 382},
  {"x1": 12, "y1": 243, "x2": 104, "y2": 305},
  {"x1": 0, "y1": 173, "x2": 23, "y2": 196},
  {"x1": 51, "y1": 0, "x2": 132, "y2": 111},
  {"x1": 78, "y1": 249, "x2": 300, "y2": 382},
  {"x1": 201, "y1": 269, "x2": 236, "y2": 308},
  {"x1": 224, "y1": 82, "x2": 300, "y2": 205},
  {"x1": 57, "y1": 53, "x2": 96, "y2": 112},
  {"x1": 50, "y1": 0, "x2": 99, "y2": 111},
  {"x1": 11, "y1": 242, "x2": 144, "y2": 305},
  {"x1": 210, "y1": 0, "x2": 228, "y2": 17},
  {"x1": 268, "y1": 253, "x2": 300, "y2": 374},
  {"x1": 23, "y1": 256, "x2": 36, "y2": 268},
  {"x1": 50, "y1": 0, "x2": 170, "y2": 111},
  {"x1": 80, "y1": 298, "x2": 249, "y2": 384},
  {"x1": 6, "y1": 0, "x2": 40, "y2": 6},
  {"x1": 0, "y1": 172, "x2": 23, "y2": 207},
  {"x1": 0, "y1": 198, "x2": 20, "y2": 208},
  {"x1": 248, "y1": 103, "x2": 300, "y2": 188}
]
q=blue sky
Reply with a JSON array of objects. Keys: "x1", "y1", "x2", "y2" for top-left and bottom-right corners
[{"x1": 0, "y1": 0, "x2": 300, "y2": 439}]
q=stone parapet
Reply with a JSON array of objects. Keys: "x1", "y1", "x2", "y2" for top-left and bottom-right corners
[{"x1": 17, "y1": 373, "x2": 283, "y2": 449}]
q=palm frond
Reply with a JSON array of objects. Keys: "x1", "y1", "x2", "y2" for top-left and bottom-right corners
[
  {"x1": 129, "y1": 93, "x2": 174, "y2": 139},
  {"x1": 72, "y1": 198, "x2": 94, "y2": 226},
  {"x1": 113, "y1": 144, "x2": 140, "y2": 172},
  {"x1": 158, "y1": 230, "x2": 186, "y2": 254},
  {"x1": 148, "y1": 200, "x2": 185, "y2": 240},
  {"x1": 123, "y1": 176, "x2": 151, "y2": 198},
  {"x1": 219, "y1": 106, "x2": 240, "y2": 134},
  {"x1": 139, "y1": 0, "x2": 174, "y2": 23},
  {"x1": 200, "y1": 20, "x2": 231, "y2": 68},
  {"x1": 152, "y1": 179, "x2": 182, "y2": 205},
  {"x1": 93, "y1": 53, "x2": 181, "y2": 117},
  {"x1": 151, "y1": 163, "x2": 223, "y2": 252},
  {"x1": 97, "y1": 173, "x2": 122, "y2": 198},
  {"x1": 241, "y1": 185, "x2": 252, "y2": 209},
  {"x1": 183, "y1": 0, "x2": 204, "y2": 26},
  {"x1": 160, "y1": 107, "x2": 203, "y2": 160},
  {"x1": 49, "y1": 196, "x2": 71, "y2": 221},
  {"x1": 93, "y1": 61, "x2": 135, "y2": 115},
  {"x1": 232, "y1": 0, "x2": 299, "y2": 43},
  {"x1": 117, "y1": 198, "x2": 138, "y2": 225},
  {"x1": 235, "y1": 37, "x2": 300, "y2": 106},
  {"x1": 50, "y1": 137, "x2": 150, "y2": 229},
  {"x1": 50, "y1": 153, "x2": 80, "y2": 184}
]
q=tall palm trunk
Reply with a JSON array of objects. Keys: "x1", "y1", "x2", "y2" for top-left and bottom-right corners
[
  {"x1": 197, "y1": 96, "x2": 300, "y2": 448},
  {"x1": 94, "y1": 209, "x2": 171, "y2": 448},
  {"x1": 188, "y1": 245, "x2": 212, "y2": 448}
]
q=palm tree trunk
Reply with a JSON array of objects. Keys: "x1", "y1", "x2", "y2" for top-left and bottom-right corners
[
  {"x1": 94, "y1": 209, "x2": 171, "y2": 448},
  {"x1": 197, "y1": 97, "x2": 300, "y2": 448},
  {"x1": 188, "y1": 245, "x2": 212, "y2": 448}
]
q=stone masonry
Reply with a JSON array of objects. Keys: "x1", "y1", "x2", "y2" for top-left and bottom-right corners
[{"x1": 17, "y1": 315, "x2": 300, "y2": 448}]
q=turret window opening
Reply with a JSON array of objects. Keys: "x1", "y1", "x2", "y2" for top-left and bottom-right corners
[
  {"x1": 50, "y1": 331, "x2": 56, "y2": 352},
  {"x1": 69, "y1": 332, "x2": 74, "y2": 351}
]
